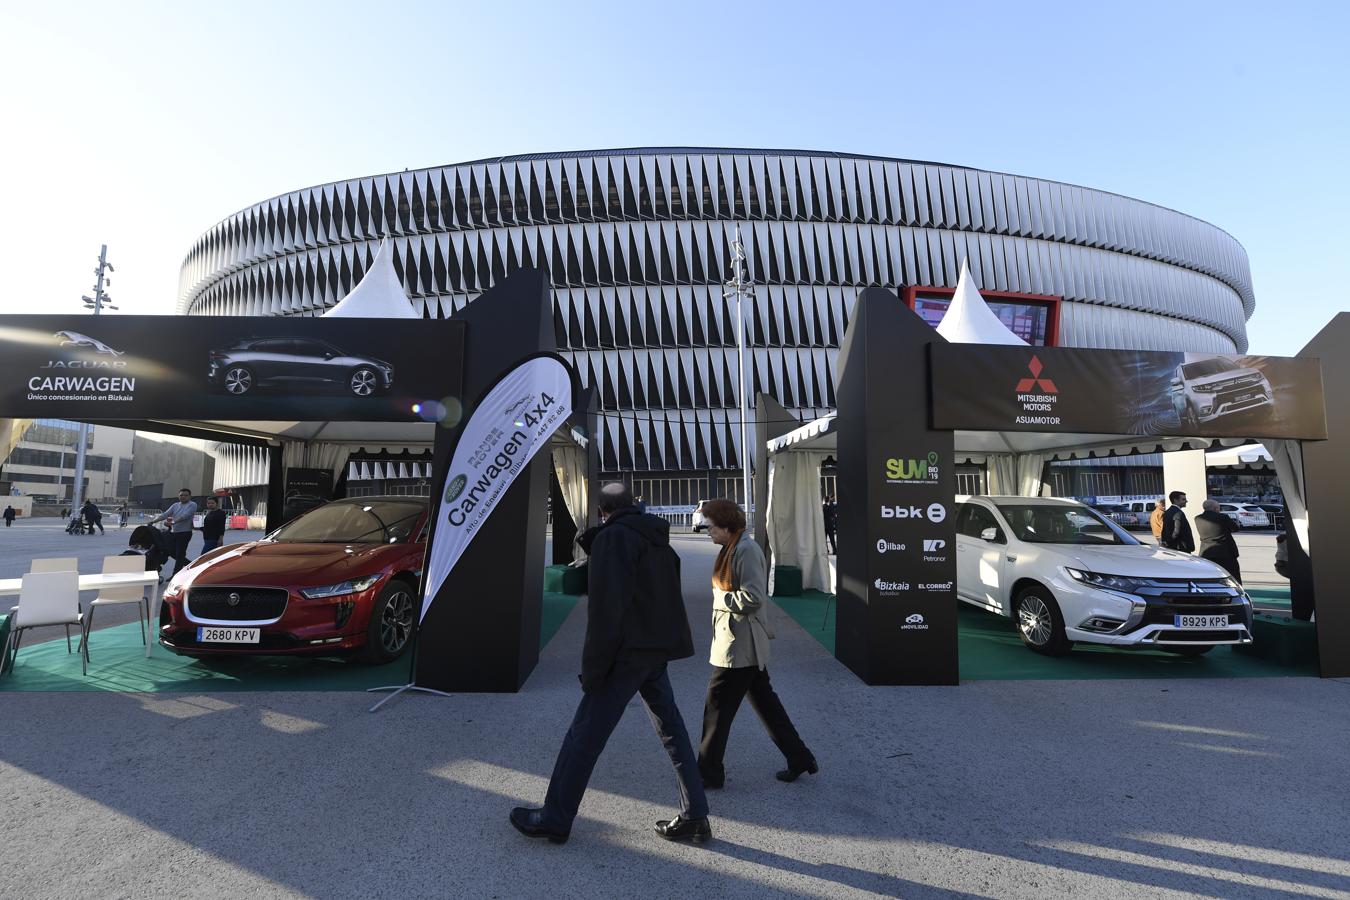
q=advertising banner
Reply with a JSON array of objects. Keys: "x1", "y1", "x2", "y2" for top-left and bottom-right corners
[
  {"x1": 0, "y1": 315, "x2": 464, "y2": 421},
  {"x1": 931, "y1": 345, "x2": 1327, "y2": 440},
  {"x1": 420, "y1": 355, "x2": 573, "y2": 621}
]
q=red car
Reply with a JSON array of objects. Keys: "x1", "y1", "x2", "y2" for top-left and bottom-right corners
[{"x1": 158, "y1": 496, "x2": 428, "y2": 663}]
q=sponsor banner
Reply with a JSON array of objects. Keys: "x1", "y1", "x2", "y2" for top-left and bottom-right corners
[
  {"x1": 0, "y1": 315, "x2": 464, "y2": 420},
  {"x1": 421, "y1": 355, "x2": 573, "y2": 620},
  {"x1": 931, "y1": 345, "x2": 1327, "y2": 440}
]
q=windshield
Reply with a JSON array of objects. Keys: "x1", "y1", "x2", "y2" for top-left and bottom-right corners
[
  {"x1": 994, "y1": 503, "x2": 1139, "y2": 546},
  {"x1": 1181, "y1": 357, "x2": 1239, "y2": 379},
  {"x1": 270, "y1": 499, "x2": 425, "y2": 544}
]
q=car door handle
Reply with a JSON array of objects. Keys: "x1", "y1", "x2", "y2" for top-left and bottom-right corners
[{"x1": 1006, "y1": 555, "x2": 1017, "y2": 563}]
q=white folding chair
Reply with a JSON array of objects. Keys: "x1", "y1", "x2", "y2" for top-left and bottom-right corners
[
  {"x1": 84, "y1": 555, "x2": 151, "y2": 657},
  {"x1": 2, "y1": 571, "x2": 85, "y2": 676},
  {"x1": 28, "y1": 557, "x2": 80, "y2": 650}
]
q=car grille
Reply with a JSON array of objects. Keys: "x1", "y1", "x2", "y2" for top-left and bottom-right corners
[
  {"x1": 1140, "y1": 603, "x2": 1248, "y2": 627},
  {"x1": 186, "y1": 587, "x2": 289, "y2": 622}
]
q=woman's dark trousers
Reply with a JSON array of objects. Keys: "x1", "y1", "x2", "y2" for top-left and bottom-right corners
[{"x1": 699, "y1": 665, "x2": 811, "y2": 779}]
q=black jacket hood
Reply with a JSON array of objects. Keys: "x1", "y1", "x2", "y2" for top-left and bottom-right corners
[{"x1": 603, "y1": 507, "x2": 670, "y2": 547}]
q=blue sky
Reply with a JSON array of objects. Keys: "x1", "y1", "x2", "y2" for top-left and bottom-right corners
[{"x1": 2, "y1": 0, "x2": 1345, "y2": 355}]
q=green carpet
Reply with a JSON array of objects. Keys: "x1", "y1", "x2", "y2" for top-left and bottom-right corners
[
  {"x1": 773, "y1": 592, "x2": 1318, "y2": 680},
  {"x1": 0, "y1": 591, "x2": 581, "y2": 693}
]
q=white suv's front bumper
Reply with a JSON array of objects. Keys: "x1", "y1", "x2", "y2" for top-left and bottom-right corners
[{"x1": 1050, "y1": 572, "x2": 1254, "y2": 647}]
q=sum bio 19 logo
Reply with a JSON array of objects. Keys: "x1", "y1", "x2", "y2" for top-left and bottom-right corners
[{"x1": 885, "y1": 451, "x2": 940, "y2": 484}]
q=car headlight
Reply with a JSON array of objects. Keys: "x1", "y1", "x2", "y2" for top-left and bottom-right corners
[
  {"x1": 1064, "y1": 568, "x2": 1145, "y2": 594},
  {"x1": 300, "y1": 573, "x2": 382, "y2": 599}
]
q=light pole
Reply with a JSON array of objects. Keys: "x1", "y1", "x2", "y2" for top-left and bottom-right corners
[
  {"x1": 723, "y1": 226, "x2": 754, "y2": 528},
  {"x1": 69, "y1": 245, "x2": 116, "y2": 519}
]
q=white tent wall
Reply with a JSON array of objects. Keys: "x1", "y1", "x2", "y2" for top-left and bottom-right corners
[
  {"x1": 1267, "y1": 439, "x2": 1310, "y2": 553},
  {"x1": 1017, "y1": 452, "x2": 1050, "y2": 497},
  {"x1": 1162, "y1": 449, "x2": 1207, "y2": 512},
  {"x1": 766, "y1": 452, "x2": 833, "y2": 593},
  {"x1": 552, "y1": 444, "x2": 589, "y2": 545},
  {"x1": 986, "y1": 454, "x2": 1017, "y2": 495}
]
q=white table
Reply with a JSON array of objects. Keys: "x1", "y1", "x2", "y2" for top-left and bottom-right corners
[{"x1": 0, "y1": 571, "x2": 162, "y2": 658}]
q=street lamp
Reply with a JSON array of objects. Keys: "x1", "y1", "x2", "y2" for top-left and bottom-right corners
[{"x1": 723, "y1": 226, "x2": 754, "y2": 527}]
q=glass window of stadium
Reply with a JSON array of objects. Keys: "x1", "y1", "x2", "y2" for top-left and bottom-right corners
[{"x1": 906, "y1": 288, "x2": 1059, "y2": 346}]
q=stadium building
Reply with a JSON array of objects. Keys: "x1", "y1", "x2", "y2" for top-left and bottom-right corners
[{"x1": 179, "y1": 148, "x2": 1254, "y2": 508}]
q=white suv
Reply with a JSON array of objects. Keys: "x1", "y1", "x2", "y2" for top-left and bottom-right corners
[
  {"x1": 690, "y1": 501, "x2": 710, "y2": 533},
  {"x1": 1169, "y1": 357, "x2": 1272, "y2": 428},
  {"x1": 955, "y1": 497, "x2": 1253, "y2": 656}
]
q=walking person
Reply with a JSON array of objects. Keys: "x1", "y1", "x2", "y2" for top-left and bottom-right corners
[
  {"x1": 1195, "y1": 499, "x2": 1242, "y2": 582},
  {"x1": 1160, "y1": 490, "x2": 1195, "y2": 553},
  {"x1": 822, "y1": 495, "x2": 838, "y2": 555},
  {"x1": 197, "y1": 497, "x2": 227, "y2": 556},
  {"x1": 3, "y1": 505, "x2": 14, "y2": 527},
  {"x1": 697, "y1": 499, "x2": 817, "y2": 790},
  {"x1": 1149, "y1": 497, "x2": 1166, "y2": 544},
  {"x1": 511, "y1": 482, "x2": 710, "y2": 845},
  {"x1": 82, "y1": 499, "x2": 105, "y2": 535},
  {"x1": 149, "y1": 489, "x2": 198, "y2": 575},
  {"x1": 117, "y1": 503, "x2": 129, "y2": 528}
]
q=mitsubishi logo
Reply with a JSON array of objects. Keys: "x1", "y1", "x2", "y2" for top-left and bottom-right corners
[
  {"x1": 1015, "y1": 355, "x2": 1058, "y2": 393},
  {"x1": 1189, "y1": 582, "x2": 1203, "y2": 594},
  {"x1": 227, "y1": 592, "x2": 242, "y2": 607}
]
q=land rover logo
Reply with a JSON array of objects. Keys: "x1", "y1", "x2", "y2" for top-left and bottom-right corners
[
  {"x1": 444, "y1": 474, "x2": 467, "y2": 503},
  {"x1": 227, "y1": 592, "x2": 242, "y2": 607}
]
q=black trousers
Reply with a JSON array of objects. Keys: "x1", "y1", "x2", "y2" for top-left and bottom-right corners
[
  {"x1": 699, "y1": 665, "x2": 811, "y2": 778},
  {"x1": 1203, "y1": 552, "x2": 1242, "y2": 583},
  {"x1": 825, "y1": 527, "x2": 837, "y2": 554},
  {"x1": 169, "y1": 531, "x2": 192, "y2": 573},
  {"x1": 542, "y1": 655, "x2": 707, "y2": 830}
]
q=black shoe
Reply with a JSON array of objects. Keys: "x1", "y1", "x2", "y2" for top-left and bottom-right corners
[
  {"x1": 509, "y1": 807, "x2": 569, "y2": 844},
  {"x1": 654, "y1": 815, "x2": 712, "y2": 844},
  {"x1": 776, "y1": 754, "x2": 819, "y2": 783}
]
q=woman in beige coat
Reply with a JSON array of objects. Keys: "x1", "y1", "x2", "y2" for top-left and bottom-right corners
[{"x1": 697, "y1": 499, "x2": 817, "y2": 789}]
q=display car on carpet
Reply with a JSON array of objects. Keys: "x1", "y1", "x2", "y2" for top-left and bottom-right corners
[
  {"x1": 954, "y1": 497, "x2": 1253, "y2": 656},
  {"x1": 158, "y1": 497, "x2": 427, "y2": 662}
]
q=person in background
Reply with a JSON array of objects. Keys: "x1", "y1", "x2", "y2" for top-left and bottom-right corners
[
  {"x1": 1161, "y1": 491, "x2": 1195, "y2": 553},
  {"x1": 149, "y1": 489, "x2": 198, "y2": 575},
  {"x1": 117, "y1": 503, "x2": 129, "y2": 528},
  {"x1": 511, "y1": 482, "x2": 710, "y2": 846},
  {"x1": 3, "y1": 505, "x2": 14, "y2": 527},
  {"x1": 82, "y1": 499, "x2": 105, "y2": 535},
  {"x1": 822, "y1": 495, "x2": 838, "y2": 555},
  {"x1": 698, "y1": 498, "x2": 817, "y2": 790},
  {"x1": 1274, "y1": 532, "x2": 1290, "y2": 579},
  {"x1": 1149, "y1": 498, "x2": 1166, "y2": 544},
  {"x1": 1195, "y1": 499, "x2": 1241, "y2": 582},
  {"x1": 197, "y1": 497, "x2": 227, "y2": 556}
]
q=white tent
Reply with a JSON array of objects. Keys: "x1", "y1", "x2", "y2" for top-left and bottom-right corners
[
  {"x1": 323, "y1": 240, "x2": 420, "y2": 319},
  {"x1": 935, "y1": 259, "x2": 1028, "y2": 346}
]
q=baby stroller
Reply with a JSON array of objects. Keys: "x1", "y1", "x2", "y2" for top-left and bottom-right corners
[
  {"x1": 65, "y1": 516, "x2": 89, "y2": 535},
  {"x1": 123, "y1": 524, "x2": 172, "y2": 581}
]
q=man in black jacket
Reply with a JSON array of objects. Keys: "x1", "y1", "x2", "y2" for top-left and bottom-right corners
[
  {"x1": 511, "y1": 482, "x2": 710, "y2": 845},
  {"x1": 1161, "y1": 490, "x2": 1195, "y2": 553},
  {"x1": 1195, "y1": 499, "x2": 1241, "y2": 581}
]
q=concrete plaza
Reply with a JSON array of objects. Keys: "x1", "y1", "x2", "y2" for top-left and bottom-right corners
[{"x1": 1, "y1": 531, "x2": 1346, "y2": 898}]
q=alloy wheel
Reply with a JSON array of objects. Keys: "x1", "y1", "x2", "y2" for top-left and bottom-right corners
[
  {"x1": 1018, "y1": 595, "x2": 1052, "y2": 646},
  {"x1": 350, "y1": 369, "x2": 377, "y2": 396},
  {"x1": 224, "y1": 368, "x2": 253, "y2": 394},
  {"x1": 380, "y1": 588, "x2": 414, "y2": 653}
]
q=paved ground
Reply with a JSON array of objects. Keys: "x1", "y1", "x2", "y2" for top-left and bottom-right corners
[{"x1": 2, "y1": 531, "x2": 1347, "y2": 899}]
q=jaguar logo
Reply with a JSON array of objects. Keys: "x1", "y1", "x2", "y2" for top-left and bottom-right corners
[
  {"x1": 227, "y1": 592, "x2": 242, "y2": 607},
  {"x1": 54, "y1": 331, "x2": 124, "y2": 357}
]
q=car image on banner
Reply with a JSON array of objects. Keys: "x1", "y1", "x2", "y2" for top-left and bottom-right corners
[
  {"x1": 954, "y1": 497, "x2": 1253, "y2": 656},
  {"x1": 158, "y1": 497, "x2": 428, "y2": 662},
  {"x1": 208, "y1": 337, "x2": 395, "y2": 397}
]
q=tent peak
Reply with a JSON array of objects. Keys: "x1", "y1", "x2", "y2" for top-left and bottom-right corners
[
  {"x1": 935, "y1": 258, "x2": 1027, "y2": 346},
  {"x1": 324, "y1": 239, "x2": 420, "y2": 319}
]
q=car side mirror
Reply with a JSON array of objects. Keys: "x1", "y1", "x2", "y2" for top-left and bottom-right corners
[{"x1": 981, "y1": 526, "x2": 1002, "y2": 543}]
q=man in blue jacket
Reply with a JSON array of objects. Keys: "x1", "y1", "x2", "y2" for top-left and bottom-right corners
[{"x1": 511, "y1": 482, "x2": 710, "y2": 845}]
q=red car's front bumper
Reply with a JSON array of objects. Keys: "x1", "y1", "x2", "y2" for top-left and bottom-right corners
[{"x1": 158, "y1": 582, "x2": 384, "y2": 657}]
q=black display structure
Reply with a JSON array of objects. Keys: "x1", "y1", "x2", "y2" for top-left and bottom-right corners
[{"x1": 834, "y1": 288, "x2": 959, "y2": 686}]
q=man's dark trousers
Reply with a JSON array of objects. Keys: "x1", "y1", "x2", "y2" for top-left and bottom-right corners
[
  {"x1": 169, "y1": 532, "x2": 192, "y2": 574},
  {"x1": 542, "y1": 652, "x2": 708, "y2": 830}
]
